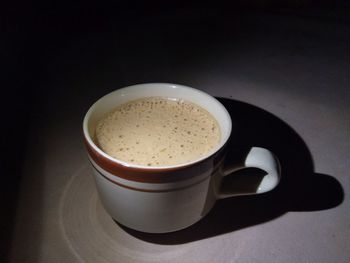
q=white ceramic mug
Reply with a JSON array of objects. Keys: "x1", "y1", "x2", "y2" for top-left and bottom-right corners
[{"x1": 83, "y1": 83, "x2": 280, "y2": 233}]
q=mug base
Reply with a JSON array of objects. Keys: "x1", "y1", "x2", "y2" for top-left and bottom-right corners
[{"x1": 111, "y1": 211, "x2": 210, "y2": 234}]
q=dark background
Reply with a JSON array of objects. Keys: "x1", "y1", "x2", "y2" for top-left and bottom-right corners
[{"x1": 1, "y1": 1, "x2": 349, "y2": 261}]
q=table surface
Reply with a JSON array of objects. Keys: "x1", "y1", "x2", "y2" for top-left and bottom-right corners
[{"x1": 7, "y1": 8, "x2": 350, "y2": 263}]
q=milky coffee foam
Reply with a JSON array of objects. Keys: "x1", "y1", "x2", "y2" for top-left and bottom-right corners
[{"x1": 95, "y1": 97, "x2": 221, "y2": 167}]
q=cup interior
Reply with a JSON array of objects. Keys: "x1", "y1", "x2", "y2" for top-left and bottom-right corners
[{"x1": 83, "y1": 83, "x2": 232, "y2": 169}]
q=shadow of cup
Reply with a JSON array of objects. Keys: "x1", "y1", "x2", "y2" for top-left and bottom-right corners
[{"x1": 118, "y1": 98, "x2": 344, "y2": 244}]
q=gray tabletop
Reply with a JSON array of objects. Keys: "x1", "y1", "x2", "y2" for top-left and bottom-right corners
[{"x1": 6, "y1": 7, "x2": 350, "y2": 263}]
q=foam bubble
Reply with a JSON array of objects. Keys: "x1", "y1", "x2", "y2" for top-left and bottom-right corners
[{"x1": 95, "y1": 97, "x2": 221, "y2": 166}]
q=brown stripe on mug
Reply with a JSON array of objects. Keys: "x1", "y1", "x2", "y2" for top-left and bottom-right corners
[
  {"x1": 90, "y1": 160, "x2": 215, "y2": 193},
  {"x1": 84, "y1": 137, "x2": 227, "y2": 184}
]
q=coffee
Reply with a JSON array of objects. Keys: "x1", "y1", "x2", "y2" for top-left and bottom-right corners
[{"x1": 95, "y1": 97, "x2": 221, "y2": 166}]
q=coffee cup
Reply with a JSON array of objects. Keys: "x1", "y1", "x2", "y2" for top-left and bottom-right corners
[{"x1": 83, "y1": 83, "x2": 280, "y2": 233}]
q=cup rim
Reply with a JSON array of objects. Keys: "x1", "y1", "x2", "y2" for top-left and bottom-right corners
[{"x1": 83, "y1": 83, "x2": 232, "y2": 170}]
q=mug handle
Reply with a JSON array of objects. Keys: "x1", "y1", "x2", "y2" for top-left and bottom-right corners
[{"x1": 218, "y1": 147, "x2": 281, "y2": 199}]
